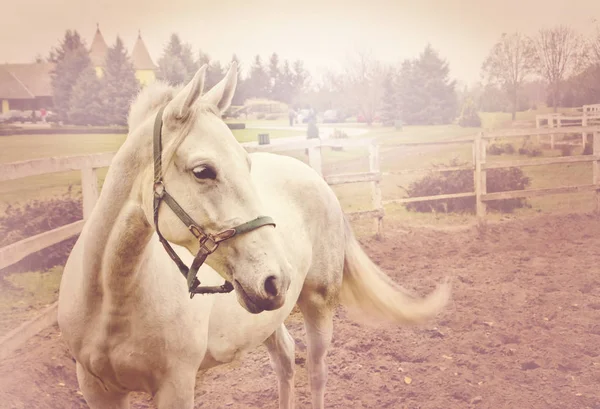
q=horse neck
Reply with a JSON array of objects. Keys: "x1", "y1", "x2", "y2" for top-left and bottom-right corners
[{"x1": 82, "y1": 126, "x2": 155, "y2": 299}]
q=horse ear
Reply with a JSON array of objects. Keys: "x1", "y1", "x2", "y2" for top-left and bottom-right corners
[
  {"x1": 167, "y1": 64, "x2": 208, "y2": 117},
  {"x1": 202, "y1": 61, "x2": 238, "y2": 114}
]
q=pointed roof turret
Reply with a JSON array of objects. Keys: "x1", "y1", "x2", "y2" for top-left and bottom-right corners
[
  {"x1": 89, "y1": 23, "x2": 109, "y2": 67},
  {"x1": 131, "y1": 30, "x2": 157, "y2": 70}
]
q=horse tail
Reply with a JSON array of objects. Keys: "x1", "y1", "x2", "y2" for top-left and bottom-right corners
[{"x1": 339, "y1": 216, "x2": 451, "y2": 325}]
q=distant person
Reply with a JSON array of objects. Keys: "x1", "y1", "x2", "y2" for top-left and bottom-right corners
[
  {"x1": 40, "y1": 108, "x2": 47, "y2": 123},
  {"x1": 288, "y1": 108, "x2": 295, "y2": 127}
]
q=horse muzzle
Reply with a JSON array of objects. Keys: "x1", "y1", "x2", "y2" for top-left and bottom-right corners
[{"x1": 233, "y1": 273, "x2": 290, "y2": 314}]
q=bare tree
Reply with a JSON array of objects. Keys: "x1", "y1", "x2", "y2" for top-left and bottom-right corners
[
  {"x1": 591, "y1": 26, "x2": 600, "y2": 65},
  {"x1": 533, "y1": 25, "x2": 587, "y2": 112},
  {"x1": 482, "y1": 32, "x2": 537, "y2": 120},
  {"x1": 343, "y1": 49, "x2": 385, "y2": 125}
]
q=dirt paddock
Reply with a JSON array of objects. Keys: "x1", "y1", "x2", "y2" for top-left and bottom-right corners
[{"x1": 1, "y1": 212, "x2": 599, "y2": 409}]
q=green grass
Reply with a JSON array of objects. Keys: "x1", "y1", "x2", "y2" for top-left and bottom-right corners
[
  {"x1": 479, "y1": 106, "x2": 579, "y2": 130},
  {"x1": 0, "y1": 266, "x2": 63, "y2": 335},
  {"x1": 0, "y1": 127, "x2": 303, "y2": 212}
]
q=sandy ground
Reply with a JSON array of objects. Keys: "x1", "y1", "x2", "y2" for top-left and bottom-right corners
[{"x1": 1, "y1": 212, "x2": 599, "y2": 409}]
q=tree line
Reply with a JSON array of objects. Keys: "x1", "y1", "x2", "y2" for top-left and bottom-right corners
[
  {"x1": 155, "y1": 33, "x2": 311, "y2": 106},
  {"x1": 478, "y1": 25, "x2": 600, "y2": 119}
]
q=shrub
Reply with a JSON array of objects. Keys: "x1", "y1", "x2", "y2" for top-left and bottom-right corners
[
  {"x1": 331, "y1": 129, "x2": 349, "y2": 139},
  {"x1": 404, "y1": 159, "x2": 530, "y2": 214},
  {"x1": 487, "y1": 143, "x2": 516, "y2": 156},
  {"x1": 457, "y1": 97, "x2": 481, "y2": 127},
  {"x1": 518, "y1": 147, "x2": 543, "y2": 157},
  {"x1": 0, "y1": 188, "x2": 82, "y2": 275},
  {"x1": 504, "y1": 143, "x2": 515, "y2": 154},
  {"x1": 559, "y1": 144, "x2": 575, "y2": 156},
  {"x1": 307, "y1": 121, "x2": 319, "y2": 139},
  {"x1": 256, "y1": 113, "x2": 265, "y2": 119},
  {"x1": 488, "y1": 144, "x2": 505, "y2": 156}
]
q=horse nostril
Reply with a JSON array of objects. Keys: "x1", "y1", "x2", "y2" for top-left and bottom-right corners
[{"x1": 264, "y1": 275, "x2": 279, "y2": 298}]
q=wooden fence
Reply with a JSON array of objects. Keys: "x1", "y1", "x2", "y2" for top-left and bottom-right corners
[
  {"x1": 2, "y1": 125, "x2": 600, "y2": 360},
  {"x1": 0, "y1": 137, "x2": 381, "y2": 360},
  {"x1": 536, "y1": 109, "x2": 600, "y2": 149},
  {"x1": 383, "y1": 126, "x2": 600, "y2": 222}
]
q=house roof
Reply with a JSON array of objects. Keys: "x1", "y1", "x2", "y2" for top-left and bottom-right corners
[
  {"x1": 0, "y1": 62, "x2": 54, "y2": 99},
  {"x1": 131, "y1": 31, "x2": 157, "y2": 70},
  {"x1": 89, "y1": 24, "x2": 109, "y2": 67}
]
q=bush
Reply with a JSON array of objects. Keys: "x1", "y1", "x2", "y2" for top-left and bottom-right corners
[
  {"x1": 518, "y1": 147, "x2": 542, "y2": 157},
  {"x1": 404, "y1": 159, "x2": 530, "y2": 214},
  {"x1": 0, "y1": 189, "x2": 82, "y2": 275},
  {"x1": 307, "y1": 121, "x2": 319, "y2": 139},
  {"x1": 488, "y1": 144, "x2": 505, "y2": 156},
  {"x1": 331, "y1": 129, "x2": 349, "y2": 139},
  {"x1": 458, "y1": 97, "x2": 481, "y2": 127},
  {"x1": 559, "y1": 144, "x2": 575, "y2": 156},
  {"x1": 487, "y1": 143, "x2": 516, "y2": 156},
  {"x1": 256, "y1": 113, "x2": 266, "y2": 119}
]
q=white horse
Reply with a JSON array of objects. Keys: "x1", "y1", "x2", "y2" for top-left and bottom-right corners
[{"x1": 57, "y1": 63, "x2": 450, "y2": 409}]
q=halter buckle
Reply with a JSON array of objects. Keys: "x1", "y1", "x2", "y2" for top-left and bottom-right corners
[
  {"x1": 199, "y1": 234, "x2": 219, "y2": 253},
  {"x1": 153, "y1": 181, "x2": 165, "y2": 198}
]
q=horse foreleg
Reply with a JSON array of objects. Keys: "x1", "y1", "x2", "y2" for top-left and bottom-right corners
[
  {"x1": 298, "y1": 297, "x2": 334, "y2": 409},
  {"x1": 264, "y1": 323, "x2": 296, "y2": 409},
  {"x1": 76, "y1": 362, "x2": 130, "y2": 409},
  {"x1": 153, "y1": 371, "x2": 196, "y2": 409}
]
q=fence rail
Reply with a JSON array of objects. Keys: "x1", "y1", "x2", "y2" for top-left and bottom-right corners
[{"x1": 2, "y1": 125, "x2": 600, "y2": 360}]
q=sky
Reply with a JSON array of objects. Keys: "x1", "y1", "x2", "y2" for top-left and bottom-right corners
[{"x1": 2, "y1": 0, "x2": 599, "y2": 87}]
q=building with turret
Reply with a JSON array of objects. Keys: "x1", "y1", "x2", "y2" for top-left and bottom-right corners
[
  {"x1": 0, "y1": 24, "x2": 158, "y2": 114},
  {"x1": 88, "y1": 24, "x2": 157, "y2": 86}
]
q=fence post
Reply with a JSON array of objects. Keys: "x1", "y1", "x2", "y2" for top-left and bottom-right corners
[
  {"x1": 594, "y1": 132, "x2": 600, "y2": 213},
  {"x1": 368, "y1": 142, "x2": 383, "y2": 239},
  {"x1": 475, "y1": 132, "x2": 487, "y2": 223},
  {"x1": 81, "y1": 167, "x2": 99, "y2": 219},
  {"x1": 582, "y1": 115, "x2": 588, "y2": 148},
  {"x1": 307, "y1": 141, "x2": 323, "y2": 177},
  {"x1": 549, "y1": 116, "x2": 555, "y2": 150}
]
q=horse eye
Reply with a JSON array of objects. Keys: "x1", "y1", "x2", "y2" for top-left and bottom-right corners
[{"x1": 192, "y1": 166, "x2": 217, "y2": 180}]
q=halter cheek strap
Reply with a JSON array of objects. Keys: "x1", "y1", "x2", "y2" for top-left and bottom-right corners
[{"x1": 152, "y1": 106, "x2": 276, "y2": 298}]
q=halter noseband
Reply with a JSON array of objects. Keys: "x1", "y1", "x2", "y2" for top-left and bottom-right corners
[{"x1": 152, "y1": 106, "x2": 276, "y2": 298}]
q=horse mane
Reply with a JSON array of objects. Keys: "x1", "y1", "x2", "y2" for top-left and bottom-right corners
[
  {"x1": 127, "y1": 81, "x2": 178, "y2": 133},
  {"x1": 126, "y1": 80, "x2": 222, "y2": 169}
]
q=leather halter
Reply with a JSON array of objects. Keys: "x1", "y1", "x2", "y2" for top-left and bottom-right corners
[{"x1": 152, "y1": 106, "x2": 276, "y2": 298}]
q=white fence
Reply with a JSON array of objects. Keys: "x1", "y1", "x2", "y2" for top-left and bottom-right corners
[
  {"x1": 0, "y1": 137, "x2": 382, "y2": 360},
  {"x1": 2, "y1": 126, "x2": 600, "y2": 360}
]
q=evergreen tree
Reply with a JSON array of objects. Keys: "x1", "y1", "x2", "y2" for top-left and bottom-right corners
[
  {"x1": 247, "y1": 55, "x2": 270, "y2": 99},
  {"x1": 48, "y1": 30, "x2": 85, "y2": 63},
  {"x1": 292, "y1": 60, "x2": 310, "y2": 96},
  {"x1": 397, "y1": 45, "x2": 457, "y2": 125},
  {"x1": 180, "y1": 43, "x2": 198, "y2": 82},
  {"x1": 100, "y1": 36, "x2": 140, "y2": 126},
  {"x1": 67, "y1": 66, "x2": 106, "y2": 125},
  {"x1": 206, "y1": 60, "x2": 225, "y2": 90},
  {"x1": 277, "y1": 60, "x2": 295, "y2": 103},
  {"x1": 230, "y1": 54, "x2": 246, "y2": 106},
  {"x1": 157, "y1": 33, "x2": 197, "y2": 85},
  {"x1": 380, "y1": 69, "x2": 399, "y2": 124},
  {"x1": 268, "y1": 53, "x2": 281, "y2": 100},
  {"x1": 50, "y1": 30, "x2": 92, "y2": 122}
]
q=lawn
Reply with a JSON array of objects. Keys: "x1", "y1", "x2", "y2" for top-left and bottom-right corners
[{"x1": 0, "y1": 127, "x2": 304, "y2": 212}]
